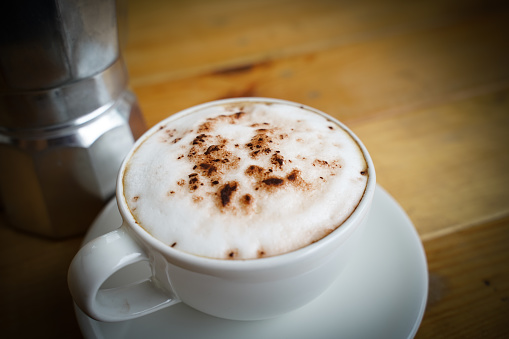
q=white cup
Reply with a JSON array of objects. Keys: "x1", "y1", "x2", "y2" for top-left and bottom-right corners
[{"x1": 68, "y1": 97, "x2": 376, "y2": 322}]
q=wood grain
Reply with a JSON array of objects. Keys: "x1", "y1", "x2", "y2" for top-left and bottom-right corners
[
  {"x1": 417, "y1": 216, "x2": 509, "y2": 338},
  {"x1": 1, "y1": 0, "x2": 508, "y2": 337},
  {"x1": 128, "y1": 6, "x2": 509, "y2": 127},
  {"x1": 124, "y1": 0, "x2": 509, "y2": 87},
  {"x1": 354, "y1": 88, "x2": 509, "y2": 239},
  {"x1": 0, "y1": 218, "x2": 83, "y2": 338}
]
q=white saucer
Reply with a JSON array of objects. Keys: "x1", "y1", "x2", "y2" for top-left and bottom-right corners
[{"x1": 74, "y1": 185, "x2": 428, "y2": 339}]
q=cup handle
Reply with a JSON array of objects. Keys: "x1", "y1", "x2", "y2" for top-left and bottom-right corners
[{"x1": 68, "y1": 224, "x2": 178, "y2": 322}]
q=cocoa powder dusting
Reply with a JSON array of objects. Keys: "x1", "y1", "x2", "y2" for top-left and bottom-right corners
[
  {"x1": 197, "y1": 122, "x2": 212, "y2": 133},
  {"x1": 245, "y1": 165, "x2": 264, "y2": 176},
  {"x1": 197, "y1": 112, "x2": 245, "y2": 133},
  {"x1": 192, "y1": 133, "x2": 208, "y2": 145},
  {"x1": 242, "y1": 194, "x2": 252, "y2": 205},
  {"x1": 199, "y1": 163, "x2": 217, "y2": 175},
  {"x1": 245, "y1": 131, "x2": 274, "y2": 159},
  {"x1": 220, "y1": 182, "x2": 238, "y2": 207},
  {"x1": 313, "y1": 159, "x2": 342, "y2": 173},
  {"x1": 271, "y1": 153, "x2": 284, "y2": 168},
  {"x1": 287, "y1": 171, "x2": 297, "y2": 181},
  {"x1": 245, "y1": 162, "x2": 310, "y2": 192},
  {"x1": 205, "y1": 145, "x2": 220, "y2": 155},
  {"x1": 185, "y1": 131, "x2": 240, "y2": 189},
  {"x1": 262, "y1": 177, "x2": 284, "y2": 186},
  {"x1": 227, "y1": 249, "x2": 239, "y2": 259},
  {"x1": 168, "y1": 110, "x2": 316, "y2": 214}
]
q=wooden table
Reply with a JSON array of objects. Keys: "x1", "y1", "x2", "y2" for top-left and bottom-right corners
[{"x1": 1, "y1": 0, "x2": 508, "y2": 337}]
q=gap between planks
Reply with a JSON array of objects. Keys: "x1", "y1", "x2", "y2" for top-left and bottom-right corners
[
  {"x1": 420, "y1": 210, "x2": 509, "y2": 243},
  {"x1": 346, "y1": 77, "x2": 509, "y2": 128},
  {"x1": 126, "y1": 3, "x2": 509, "y2": 88}
]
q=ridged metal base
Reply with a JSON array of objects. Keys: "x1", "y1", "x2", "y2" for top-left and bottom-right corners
[{"x1": 0, "y1": 91, "x2": 146, "y2": 238}]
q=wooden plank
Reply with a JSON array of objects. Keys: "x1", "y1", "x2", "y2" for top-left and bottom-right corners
[
  {"x1": 353, "y1": 88, "x2": 509, "y2": 238},
  {"x1": 416, "y1": 216, "x2": 509, "y2": 338},
  {"x1": 129, "y1": 8, "x2": 509, "y2": 127},
  {"x1": 0, "y1": 220, "x2": 83, "y2": 338},
  {"x1": 124, "y1": 0, "x2": 509, "y2": 86}
]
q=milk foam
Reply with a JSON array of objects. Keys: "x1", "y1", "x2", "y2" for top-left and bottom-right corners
[{"x1": 123, "y1": 101, "x2": 368, "y2": 260}]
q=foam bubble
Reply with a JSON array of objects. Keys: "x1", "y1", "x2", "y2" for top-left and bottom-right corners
[{"x1": 123, "y1": 101, "x2": 368, "y2": 260}]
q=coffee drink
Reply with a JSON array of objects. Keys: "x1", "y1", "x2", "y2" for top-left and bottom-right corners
[{"x1": 123, "y1": 100, "x2": 368, "y2": 260}]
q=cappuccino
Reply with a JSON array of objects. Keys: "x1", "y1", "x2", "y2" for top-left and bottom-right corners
[{"x1": 123, "y1": 100, "x2": 368, "y2": 260}]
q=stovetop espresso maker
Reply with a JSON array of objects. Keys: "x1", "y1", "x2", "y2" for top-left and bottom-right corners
[{"x1": 0, "y1": 0, "x2": 146, "y2": 238}]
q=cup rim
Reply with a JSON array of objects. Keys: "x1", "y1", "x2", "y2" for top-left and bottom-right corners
[{"x1": 116, "y1": 97, "x2": 376, "y2": 271}]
